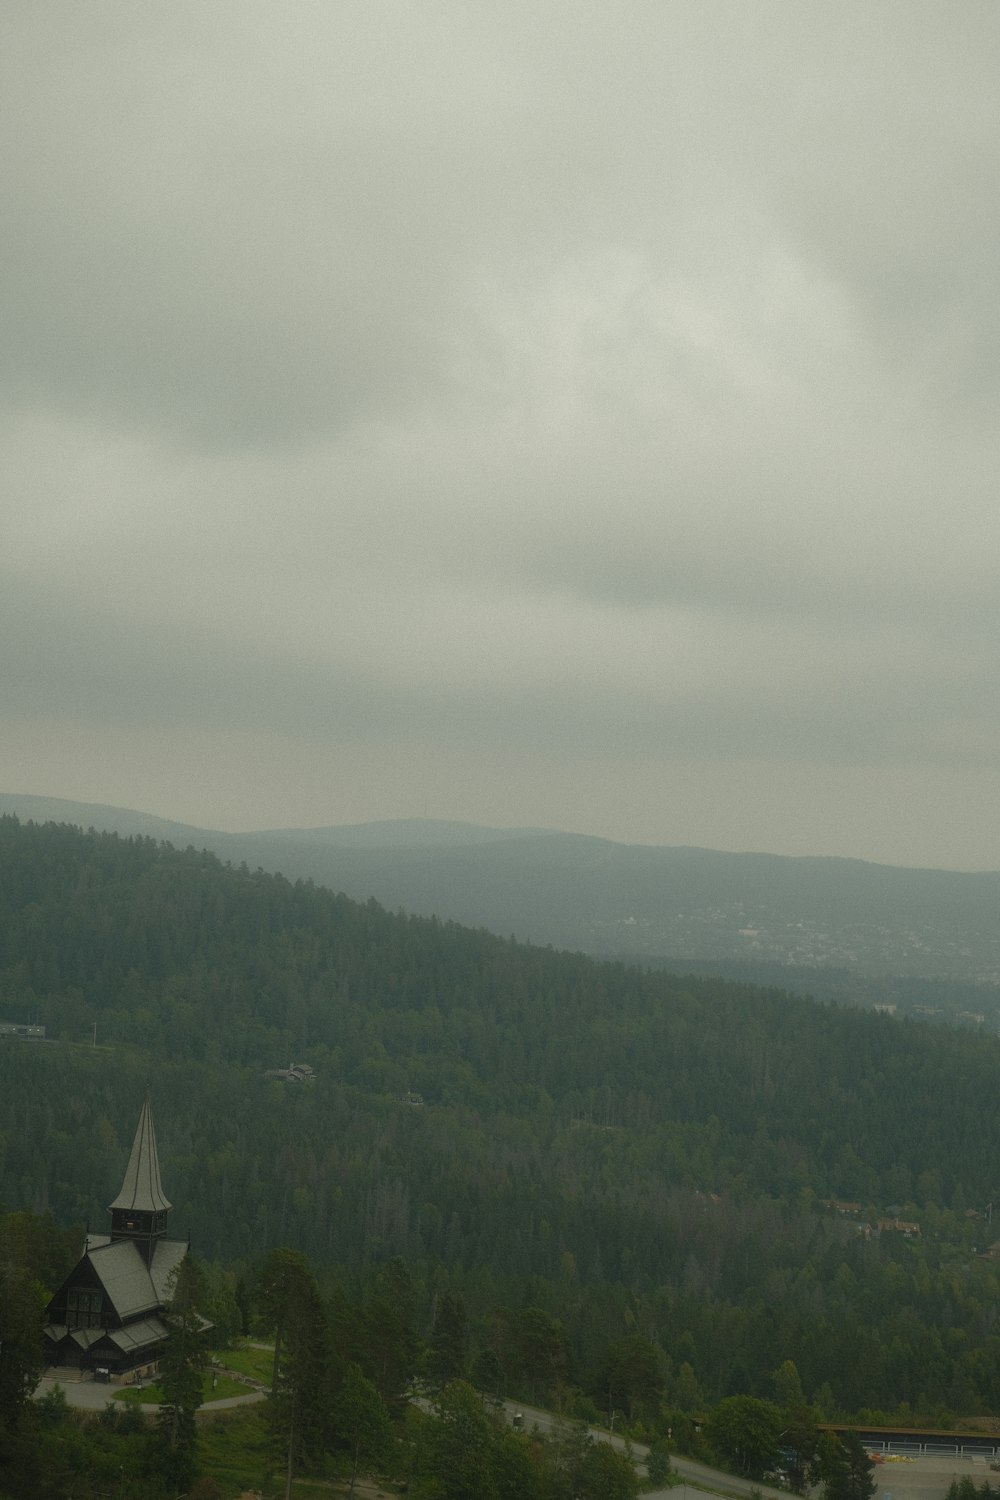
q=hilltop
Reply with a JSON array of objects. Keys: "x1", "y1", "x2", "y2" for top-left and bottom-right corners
[{"x1": 2, "y1": 795, "x2": 999, "y2": 1007}]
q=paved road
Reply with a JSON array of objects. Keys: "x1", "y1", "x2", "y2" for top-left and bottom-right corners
[
  {"x1": 503, "y1": 1400, "x2": 789, "y2": 1499},
  {"x1": 501, "y1": 1402, "x2": 977, "y2": 1500},
  {"x1": 867, "y1": 1453, "x2": 993, "y2": 1500},
  {"x1": 38, "y1": 1378, "x2": 963, "y2": 1500},
  {"x1": 35, "y1": 1374, "x2": 120, "y2": 1412},
  {"x1": 34, "y1": 1371, "x2": 266, "y2": 1416}
]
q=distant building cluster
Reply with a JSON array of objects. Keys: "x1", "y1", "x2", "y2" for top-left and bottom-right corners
[
  {"x1": 264, "y1": 1061, "x2": 315, "y2": 1083},
  {"x1": 0, "y1": 1021, "x2": 45, "y2": 1038},
  {"x1": 820, "y1": 1201, "x2": 922, "y2": 1238},
  {"x1": 876, "y1": 1217, "x2": 922, "y2": 1237}
]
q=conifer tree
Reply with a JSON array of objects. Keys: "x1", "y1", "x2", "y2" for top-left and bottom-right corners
[
  {"x1": 0, "y1": 1261, "x2": 45, "y2": 1433},
  {"x1": 335, "y1": 1362, "x2": 394, "y2": 1498},
  {"x1": 364, "y1": 1257, "x2": 418, "y2": 1414},
  {"x1": 262, "y1": 1252, "x2": 330, "y2": 1493},
  {"x1": 429, "y1": 1290, "x2": 469, "y2": 1390},
  {"x1": 813, "y1": 1431, "x2": 877, "y2": 1500},
  {"x1": 155, "y1": 1255, "x2": 207, "y2": 1493}
]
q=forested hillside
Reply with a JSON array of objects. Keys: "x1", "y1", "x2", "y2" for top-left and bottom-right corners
[
  {"x1": 4, "y1": 793, "x2": 1000, "y2": 992},
  {"x1": 4, "y1": 814, "x2": 1000, "y2": 1419}
]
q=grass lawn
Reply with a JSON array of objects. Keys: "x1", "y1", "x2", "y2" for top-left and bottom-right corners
[
  {"x1": 114, "y1": 1369, "x2": 249, "y2": 1405},
  {"x1": 212, "y1": 1341, "x2": 275, "y2": 1387},
  {"x1": 197, "y1": 1405, "x2": 274, "y2": 1494},
  {"x1": 197, "y1": 1407, "x2": 404, "y2": 1498}
]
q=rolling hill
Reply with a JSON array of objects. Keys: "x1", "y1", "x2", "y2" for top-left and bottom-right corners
[{"x1": 2, "y1": 792, "x2": 999, "y2": 992}]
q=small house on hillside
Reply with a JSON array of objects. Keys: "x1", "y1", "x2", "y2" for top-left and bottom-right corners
[
  {"x1": 264, "y1": 1061, "x2": 315, "y2": 1083},
  {"x1": 876, "y1": 1217, "x2": 921, "y2": 1237},
  {"x1": 42, "y1": 1098, "x2": 193, "y2": 1379}
]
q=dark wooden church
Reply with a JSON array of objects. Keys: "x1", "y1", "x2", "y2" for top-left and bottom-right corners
[{"x1": 42, "y1": 1098, "x2": 189, "y2": 1379}]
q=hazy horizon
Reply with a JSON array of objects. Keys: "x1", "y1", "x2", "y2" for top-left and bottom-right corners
[
  {"x1": 3, "y1": 788, "x2": 999, "y2": 875},
  {"x1": 4, "y1": 4, "x2": 999, "y2": 871}
]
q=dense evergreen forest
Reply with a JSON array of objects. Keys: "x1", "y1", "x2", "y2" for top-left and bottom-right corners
[
  {"x1": 5, "y1": 792, "x2": 1000, "y2": 989},
  {"x1": 4, "y1": 814, "x2": 1000, "y2": 1425}
]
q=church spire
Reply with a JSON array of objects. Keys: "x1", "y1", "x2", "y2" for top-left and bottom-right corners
[
  {"x1": 109, "y1": 1097, "x2": 171, "y2": 1262},
  {"x1": 110, "y1": 1095, "x2": 171, "y2": 1213}
]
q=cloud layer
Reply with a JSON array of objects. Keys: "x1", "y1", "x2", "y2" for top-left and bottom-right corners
[{"x1": 4, "y1": 2, "x2": 999, "y2": 867}]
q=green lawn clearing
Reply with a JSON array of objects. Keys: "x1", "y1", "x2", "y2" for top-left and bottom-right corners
[
  {"x1": 211, "y1": 1341, "x2": 274, "y2": 1387},
  {"x1": 196, "y1": 1404, "x2": 273, "y2": 1493}
]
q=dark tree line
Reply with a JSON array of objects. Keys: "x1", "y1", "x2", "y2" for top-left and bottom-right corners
[{"x1": 2, "y1": 1203, "x2": 993, "y2": 1499}]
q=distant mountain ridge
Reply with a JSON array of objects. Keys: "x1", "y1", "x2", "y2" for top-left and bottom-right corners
[
  {"x1": 2, "y1": 792, "x2": 999, "y2": 988},
  {"x1": 257, "y1": 817, "x2": 555, "y2": 848}
]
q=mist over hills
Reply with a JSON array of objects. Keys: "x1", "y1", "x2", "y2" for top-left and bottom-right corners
[
  {"x1": 3, "y1": 793, "x2": 999, "y2": 1001},
  {"x1": 259, "y1": 817, "x2": 553, "y2": 848}
]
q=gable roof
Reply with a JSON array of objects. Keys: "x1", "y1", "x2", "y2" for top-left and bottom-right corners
[
  {"x1": 70, "y1": 1327, "x2": 105, "y2": 1351},
  {"x1": 87, "y1": 1237, "x2": 188, "y2": 1319},
  {"x1": 89, "y1": 1240, "x2": 159, "y2": 1318},
  {"x1": 149, "y1": 1238, "x2": 189, "y2": 1301},
  {"x1": 109, "y1": 1096, "x2": 172, "y2": 1213}
]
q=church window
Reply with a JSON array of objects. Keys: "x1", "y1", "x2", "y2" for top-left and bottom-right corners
[{"x1": 67, "y1": 1287, "x2": 103, "y2": 1329}]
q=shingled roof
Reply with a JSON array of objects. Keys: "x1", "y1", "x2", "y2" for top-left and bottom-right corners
[
  {"x1": 109, "y1": 1095, "x2": 172, "y2": 1213},
  {"x1": 108, "y1": 1316, "x2": 170, "y2": 1353},
  {"x1": 83, "y1": 1236, "x2": 187, "y2": 1318}
]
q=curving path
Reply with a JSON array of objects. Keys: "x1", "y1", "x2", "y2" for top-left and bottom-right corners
[{"x1": 34, "y1": 1370, "x2": 267, "y2": 1416}]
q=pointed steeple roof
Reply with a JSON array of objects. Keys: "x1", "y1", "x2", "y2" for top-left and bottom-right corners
[{"x1": 109, "y1": 1097, "x2": 172, "y2": 1213}]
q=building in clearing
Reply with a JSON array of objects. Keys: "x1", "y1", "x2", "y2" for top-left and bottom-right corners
[{"x1": 42, "y1": 1098, "x2": 190, "y2": 1379}]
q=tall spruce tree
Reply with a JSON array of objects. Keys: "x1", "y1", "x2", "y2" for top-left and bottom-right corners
[
  {"x1": 364, "y1": 1257, "x2": 418, "y2": 1414},
  {"x1": 335, "y1": 1362, "x2": 394, "y2": 1498},
  {"x1": 262, "y1": 1252, "x2": 330, "y2": 1494},
  {"x1": 0, "y1": 1261, "x2": 45, "y2": 1432},
  {"x1": 817, "y1": 1431, "x2": 877, "y2": 1500},
  {"x1": 155, "y1": 1256, "x2": 207, "y2": 1493},
  {"x1": 429, "y1": 1290, "x2": 469, "y2": 1390}
]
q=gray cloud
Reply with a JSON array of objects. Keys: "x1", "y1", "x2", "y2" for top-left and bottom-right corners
[{"x1": 3, "y1": 2, "x2": 999, "y2": 866}]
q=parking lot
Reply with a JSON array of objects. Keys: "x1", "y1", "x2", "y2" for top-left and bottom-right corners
[{"x1": 869, "y1": 1453, "x2": 996, "y2": 1500}]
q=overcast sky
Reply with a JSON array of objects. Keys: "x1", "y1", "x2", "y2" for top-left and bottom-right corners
[{"x1": 4, "y1": 2, "x2": 999, "y2": 869}]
